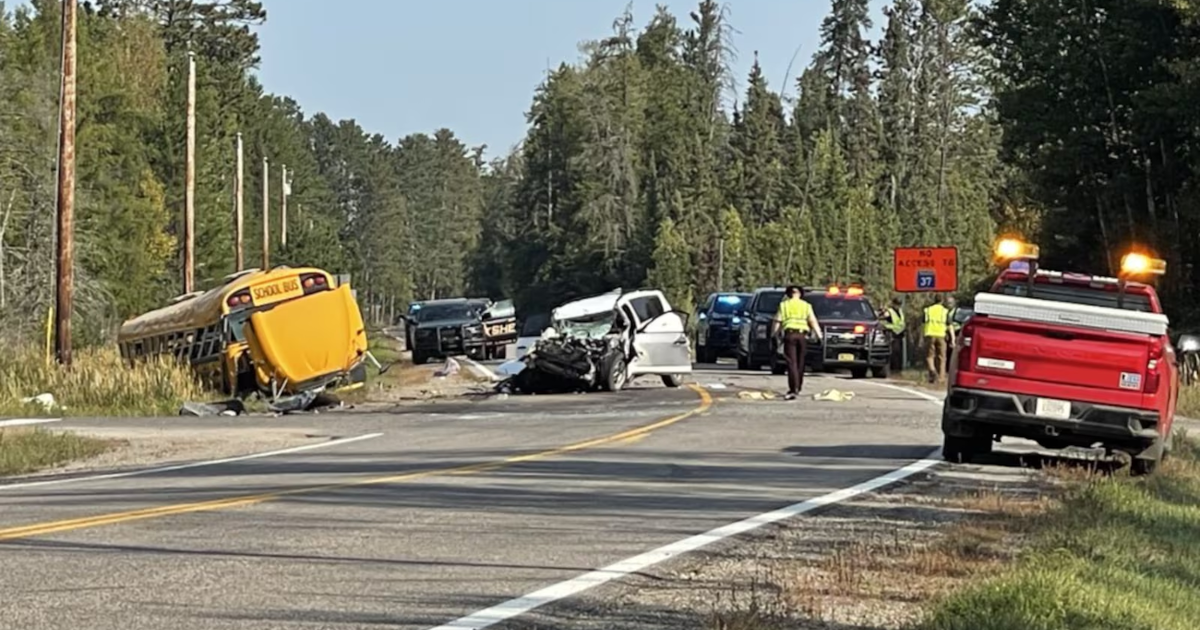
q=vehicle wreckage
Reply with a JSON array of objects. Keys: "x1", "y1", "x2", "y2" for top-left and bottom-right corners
[{"x1": 497, "y1": 289, "x2": 692, "y2": 394}]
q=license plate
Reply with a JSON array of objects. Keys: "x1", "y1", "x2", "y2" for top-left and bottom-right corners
[
  {"x1": 1034, "y1": 397, "x2": 1071, "y2": 420},
  {"x1": 838, "y1": 353, "x2": 855, "y2": 362},
  {"x1": 250, "y1": 278, "x2": 303, "y2": 305}
]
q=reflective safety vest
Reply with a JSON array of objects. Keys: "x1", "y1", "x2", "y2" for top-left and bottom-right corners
[
  {"x1": 778, "y1": 298, "x2": 812, "y2": 332},
  {"x1": 884, "y1": 307, "x2": 905, "y2": 334},
  {"x1": 923, "y1": 304, "x2": 949, "y2": 338}
]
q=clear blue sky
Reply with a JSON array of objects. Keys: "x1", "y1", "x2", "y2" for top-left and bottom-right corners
[{"x1": 254, "y1": 1, "x2": 887, "y2": 159}]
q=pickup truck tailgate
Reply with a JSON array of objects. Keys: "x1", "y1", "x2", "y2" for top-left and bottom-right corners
[
  {"x1": 969, "y1": 292, "x2": 1167, "y2": 395},
  {"x1": 972, "y1": 319, "x2": 1149, "y2": 391}
]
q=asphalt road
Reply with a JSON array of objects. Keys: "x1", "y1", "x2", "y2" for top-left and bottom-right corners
[{"x1": 0, "y1": 364, "x2": 944, "y2": 630}]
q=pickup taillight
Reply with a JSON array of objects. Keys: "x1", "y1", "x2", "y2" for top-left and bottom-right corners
[
  {"x1": 958, "y1": 322, "x2": 976, "y2": 370},
  {"x1": 1145, "y1": 340, "x2": 1164, "y2": 393}
]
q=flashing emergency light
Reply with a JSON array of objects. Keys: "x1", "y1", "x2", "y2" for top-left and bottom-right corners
[
  {"x1": 718, "y1": 295, "x2": 743, "y2": 305},
  {"x1": 847, "y1": 287, "x2": 864, "y2": 297},
  {"x1": 827, "y1": 286, "x2": 840, "y2": 295},
  {"x1": 853, "y1": 324, "x2": 867, "y2": 334},
  {"x1": 994, "y1": 238, "x2": 1039, "y2": 261},
  {"x1": 1120, "y1": 252, "x2": 1167, "y2": 277}
]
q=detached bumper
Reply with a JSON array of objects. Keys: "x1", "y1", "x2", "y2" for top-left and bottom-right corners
[{"x1": 943, "y1": 386, "x2": 1162, "y2": 450}]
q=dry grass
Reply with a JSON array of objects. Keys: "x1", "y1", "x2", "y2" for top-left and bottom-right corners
[
  {"x1": 0, "y1": 427, "x2": 114, "y2": 476},
  {"x1": 0, "y1": 346, "x2": 206, "y2": 416},
  {"x1": 1176, "y1": 383, "x2": 1200, "y2": 418}
]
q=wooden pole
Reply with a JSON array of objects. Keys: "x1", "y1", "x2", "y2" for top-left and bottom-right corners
[
  {"x1": 261, "y1": 156, "x2": 269, "y2": 269},
  {"x1": 184, "y1": 50, "x2": 195, "y2": 293},
  {"x1": 280, "y1": 163, "x2": 287, "y2": 249},
  {"x1": 234, "y1": 132, "x2": 244, "y2": 271},
  {"x1": 54, "y1": 0, "x2": 78, "y2": 366}
]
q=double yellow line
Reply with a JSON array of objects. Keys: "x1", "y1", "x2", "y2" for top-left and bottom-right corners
[{"x1": 0, "y1": 385, "x2": 712, "y2": 542}]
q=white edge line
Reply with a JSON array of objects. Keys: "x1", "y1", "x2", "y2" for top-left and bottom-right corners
[
  {"x1": 427, "y1": 380, "x2": 947, "y2": 630},
  {"x1": 0, "y1": 432, "x2": 384, "y2": 492},
  {"x1": 0, "y1": 418, "x2": 62, "y2": 428}
]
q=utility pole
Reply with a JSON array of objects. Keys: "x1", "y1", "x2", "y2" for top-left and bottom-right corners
[
  {"x1": 54, "y1": 0, "x2": 78, "y2": 366},
  {"x1": 261, "y1": 156, "x2": 269, "y2": 269},
  {"x1": 234, "y1": 132, "x2": 244, "y2": 271},
  {"x1": 183, "y1": 50, "x2": 196, "y2": 294},
  {"x1": 280, "y1": 164, "x2": 288, "y2": 249}
]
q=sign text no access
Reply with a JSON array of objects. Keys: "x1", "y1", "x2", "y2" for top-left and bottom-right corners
[{"x1": 894, "y1": 246, "x2": 958, "y2": 292}]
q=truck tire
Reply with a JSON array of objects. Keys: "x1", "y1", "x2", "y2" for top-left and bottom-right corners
[
  {"x1": 601, "y1": 353, "x2": 628, "y2": 392},
  {"x1": 737, "y1": 353, "x2": 750, "y2": 370},
  {"x1": 871, "y1": 365, "x2": 890, "y2": 379},
  {"x1": 1131, "y1": 456, "x2": 1159, "y2": 476},
  {"x1": 697, "y1": 343, "x2": 713, "y2": 364},
  {"x1": 942, "y1": 434, "x2": 992, "y2": 464},
  {"x1": 412, "y1": 351, "x2": 428, "y2": 365},
  {"x1": 492, "y1": 346, "x2": 507, "y2": 361},
  {"x1": 851, "y1": 367, "x2": 869, "y2": 379},
  {"x1": 661, "y1": 374, "x2": 683, "y2": 388},
  {"x1": 771, "y1": 360, "x2": 786, "y2": 375}
]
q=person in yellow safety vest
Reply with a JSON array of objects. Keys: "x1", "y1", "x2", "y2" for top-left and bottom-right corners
[
  {"x1": 771, "y1": 286, "x2": 824, "y2": 400},
  {"x1": 924, "y1": 296, "x2": 956, "y2": 384},
  {"x1": 882, "y1": 298, "x2": 906, "y2": 371}
]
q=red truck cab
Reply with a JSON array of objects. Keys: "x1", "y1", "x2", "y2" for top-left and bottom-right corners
[{"x1": 943, "y1": 259, "x2": 1179, "y2": 474}]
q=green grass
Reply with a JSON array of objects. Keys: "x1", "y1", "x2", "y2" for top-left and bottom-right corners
[
  {"x1": 915, "y1": 433, "x2": 1200, "y2": 630},
  {"x1": 0, "y1": 346, "x2": 207, "y2": 417},
  {"x1": 0, "y1": 428, "x2": 113, "y2": 476}
]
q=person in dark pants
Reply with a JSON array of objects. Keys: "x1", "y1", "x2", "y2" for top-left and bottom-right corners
[{"x1": 771, "y1": 286, "x2": 824, "y2": 400}]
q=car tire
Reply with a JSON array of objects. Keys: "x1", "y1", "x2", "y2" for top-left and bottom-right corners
[
  {"x1": 661, "y1": 374, "x2": 683, "y2": 388},
  {"x1": 493, "y1": 346, "x2": 507, "y2": 361},
  {"x1": 601, "y1": 353, "x2": 628, "y2": 392},
  {"x1": 851, "y1": 367, "x2": 869, "y2": 379},
  {"x1": 696, "y1": 343, "x2": 710, "y2": 364},
  {"x1": 871, "y1": 365, "x2": 890, "y2": 379},
  {"x1": 737, "y1": 353, "x2": 749, "y2": 370},
  {"x1": 771, "y1": 360, "x2": 786, "y2": 375},
  {"x1": 412, "y1": 351, "x2": 428, "y2": 365}
]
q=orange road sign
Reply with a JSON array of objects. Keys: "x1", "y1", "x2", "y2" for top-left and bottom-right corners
[{"x1": 894, "y1": 247, "x2": 958, "y2": 292}]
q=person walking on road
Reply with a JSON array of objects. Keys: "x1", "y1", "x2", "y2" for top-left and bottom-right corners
[
  {"x1": 771, "y1": 286, "x2": 823, "y2": 400},
  {"x1": 923, "y1": 296, "x2": 956, "y2": 384}
]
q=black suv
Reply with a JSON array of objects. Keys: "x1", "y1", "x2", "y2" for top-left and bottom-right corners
[
  {"x1": 735, "y1": 287, "x2": 789, "y2": 370},
  {"x1": 694, "y1": 292, "x2": 751, "y2": 363},
  {"x1": 786, "y1": 287, "x2": 891, "y2": 379}
]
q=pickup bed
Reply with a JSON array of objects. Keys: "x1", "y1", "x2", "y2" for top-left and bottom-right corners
[{"x1": 943, "y1": 272, "x2": 1178, "y2": 474}]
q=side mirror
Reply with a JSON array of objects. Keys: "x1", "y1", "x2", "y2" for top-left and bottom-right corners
[{"x1": 1179, "y1": 334, "x2": 1200, "y2": 353}]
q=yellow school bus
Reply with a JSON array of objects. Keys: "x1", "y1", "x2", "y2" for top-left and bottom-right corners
[{"x1": 118, "y1": 266, "x2": 368, "y2": 398}]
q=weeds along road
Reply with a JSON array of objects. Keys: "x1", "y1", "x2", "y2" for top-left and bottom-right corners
[{"x1": 0, "y1": 365, "x2": 943, "y2": 630}]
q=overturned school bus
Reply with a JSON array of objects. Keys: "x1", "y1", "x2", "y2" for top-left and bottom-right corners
[{"x1": 117, "y1": 266, "x2": 368, "y2": 400}]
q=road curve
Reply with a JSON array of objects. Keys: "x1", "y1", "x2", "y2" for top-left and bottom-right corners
[{"x1": 0, "y1": 366, "x2": 942, "y2": 630}]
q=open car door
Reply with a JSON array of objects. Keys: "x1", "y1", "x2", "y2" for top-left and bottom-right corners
[{"x1": 620, "y1": 291, "x2": 691, "y2": 375}]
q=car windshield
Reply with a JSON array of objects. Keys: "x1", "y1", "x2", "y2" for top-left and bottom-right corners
[
  {"x1": 995, "y1": 280, "x2": 1152, "y2": 312},
  {"x1": 755, "y1": 291, "x2": 784, "y2": 314},
  {"x1": 557, "y1": 311, "x2": 614, "y2": 338},
  {"x1": 807, "y1": 295, "x2": 877, "y2": 321},
  {"x1": 712, "y1": 294, "x2": 748, "y2": 315},
  {"x1": 417, "y1": 303, "x2": 475, "y2": 322}
]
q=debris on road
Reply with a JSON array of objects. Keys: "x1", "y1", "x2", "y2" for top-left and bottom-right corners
[
  {"x1": 434, "y1": 357, "x2": 461, "y2": 378},
  {"x1": 179, "y1": 399, "x2": 246, "y2": 417},
  {"x1": 21, "y1": 393, "x2": 59, "y2": 413},
  {"x1": 736, "y1": 390, "x2": 778, "y2": 400},
  {"x1": 813, "y1": 388, "x2": 855, "y2": 402}
]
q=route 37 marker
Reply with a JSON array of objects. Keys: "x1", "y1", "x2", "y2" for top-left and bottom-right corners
[{"x1": 894, "y1": 246, "x2": 958, "y2": 293}]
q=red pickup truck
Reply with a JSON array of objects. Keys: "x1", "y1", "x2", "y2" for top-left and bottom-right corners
[{"x1": 942, "y1": 262, "x2": 1179, "y2": 474}]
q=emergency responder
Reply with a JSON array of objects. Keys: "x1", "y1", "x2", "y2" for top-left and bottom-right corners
[
  {"x1": 771, "y1": 286, "x2": 824, "y2": 400},
  {"x1": 923, "y1": 295, "x2": 956, "y2": 384},
  {"x1": 881, "y1": 298, "x2": 906, "y2": 371}
]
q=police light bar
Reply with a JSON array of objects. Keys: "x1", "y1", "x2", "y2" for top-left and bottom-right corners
[
  {"x1": 826, "y1": 286, "x2": 864, "y2": 297},
  {"x1": 994, "y1": 238, "x2": 1039, "y2": 262},
  {"x1": 827, "y1": 286, "x2": 840, "y2": 295},
  {"x1": 1120, "y1": 252, "x2": 1166, "y2": 277},
  {"x1": 717, "y1": 295, "x2": 743, "y2": 305}
]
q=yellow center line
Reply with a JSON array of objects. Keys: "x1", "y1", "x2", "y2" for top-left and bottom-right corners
[{"x1": 0, "y1": 384, "x2": 713, "y2": 542}]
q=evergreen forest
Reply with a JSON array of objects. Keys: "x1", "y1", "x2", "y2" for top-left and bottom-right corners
[{"x1": 2, "y1": 0, "x2": 1199, "y2": 343}]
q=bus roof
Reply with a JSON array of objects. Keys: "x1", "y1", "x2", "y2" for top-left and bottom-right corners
[{"x1": 118, "y1": 266, "x2": 335, "y2": 341}]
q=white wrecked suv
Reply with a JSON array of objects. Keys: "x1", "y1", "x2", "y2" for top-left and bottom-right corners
[{"x1": 501, "y1": 289, "x2": 693, "y2": 393}]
